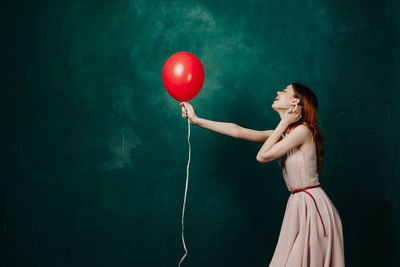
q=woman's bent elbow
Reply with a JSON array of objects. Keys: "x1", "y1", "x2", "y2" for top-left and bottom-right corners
[
  {"x1": 256, "y1": 155, "x2": 272, "y2": 163},
  {"x1": 256, "y1": 155, "x2": 265, "y2": 163}
]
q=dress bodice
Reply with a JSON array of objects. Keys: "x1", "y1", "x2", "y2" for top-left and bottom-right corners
[{"x1": 278, "y1": 135, "x2": 320, "y2": 192}]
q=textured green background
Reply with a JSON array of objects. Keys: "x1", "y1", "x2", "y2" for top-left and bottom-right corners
[{"x1": 3, "y1": 0, "x2": 399, "y2": 266}]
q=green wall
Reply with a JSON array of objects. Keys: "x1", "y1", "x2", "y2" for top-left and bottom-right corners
[{"x1": 3, "y1": 0, "x2": 399, "y2": 266}]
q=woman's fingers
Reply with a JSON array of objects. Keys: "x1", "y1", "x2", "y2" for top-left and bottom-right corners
[
  {"x1": 180, "y1": 102, "x2": 190, "y2": 113},
  {"x1": 180, "y1": 102, "x2": 188, "y2": 119},
  {"x1": 293, "y1": 104, "x2": 301, "y2": 113},
  {"x1": 182, "y1": 102, "x2": 194, "y2": 114},
  {"x1": 180, "y1": 102, "x2": 196, "y2": 122},
  {"x1": 289, "y1": 104, "x2": 301, "y2": 114}
]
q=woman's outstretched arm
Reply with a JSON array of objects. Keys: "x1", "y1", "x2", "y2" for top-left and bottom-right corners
[
  {"x1": 180, "y1": 102, "x2": 273, "y2": 143},
  {"x1": 236, "y1": 127, "x2": 273, "y2": 143},
  {"x1": 193, "y1": 117, "x2": 240, "y2": 138}
]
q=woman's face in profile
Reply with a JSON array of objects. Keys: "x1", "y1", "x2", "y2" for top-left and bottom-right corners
[{"x1": 272, "y1": 84, "x2": 296, "y2": 111}]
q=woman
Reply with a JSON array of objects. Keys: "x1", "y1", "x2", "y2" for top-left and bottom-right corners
[{"x1": 180, "y1": 83, "x2": 345, "y2": 267}]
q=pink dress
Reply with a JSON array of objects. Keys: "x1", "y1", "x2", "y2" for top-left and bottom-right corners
[{"x1": 268, "y1": 135, "x2": 345, "y2": 267}]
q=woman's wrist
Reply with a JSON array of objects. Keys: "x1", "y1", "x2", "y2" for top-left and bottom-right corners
[
  {"x1": 279, "y1": 119, "x2": 290, "y2": 128},
  {"x1": 193, "y1": 117, "x2": 201, "y2": 125}
]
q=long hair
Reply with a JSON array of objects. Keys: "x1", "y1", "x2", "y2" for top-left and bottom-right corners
[{"x1": 283, "y1": 83, "x2": 325, "y2": 175}]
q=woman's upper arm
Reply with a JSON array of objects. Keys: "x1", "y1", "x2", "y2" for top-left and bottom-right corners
[{"x1": 236, "y1": 127, "x2": 273, "y2": 143}]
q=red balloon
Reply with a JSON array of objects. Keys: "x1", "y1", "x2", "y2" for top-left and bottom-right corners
[{"x1": 162, "y1": 51, "x2": 205, "y2": 101}]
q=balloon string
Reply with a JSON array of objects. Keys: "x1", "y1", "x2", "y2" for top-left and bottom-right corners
[{"x1": 178, "y1": 117, "x2": 191, "y2": 267}]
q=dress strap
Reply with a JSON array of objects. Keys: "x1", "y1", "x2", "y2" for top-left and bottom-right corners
[{"x1": 291, "y1": 185, "x2": 327, "y2": 237}]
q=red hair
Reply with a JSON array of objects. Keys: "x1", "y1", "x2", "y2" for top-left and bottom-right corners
[{"x1": 283, "y1": 83, "x2": 325, "y2": 175}]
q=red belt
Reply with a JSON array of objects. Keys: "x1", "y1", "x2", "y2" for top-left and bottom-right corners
[{"x1": 291, "y1": 185, "x2": 327, "y2": 237}]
